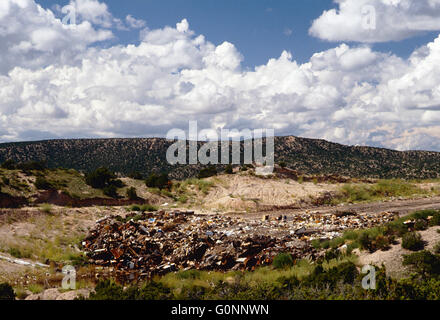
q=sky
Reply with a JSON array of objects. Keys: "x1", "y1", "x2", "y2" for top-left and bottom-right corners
[{"x1": 2, "y1": 0, "x2": 440, "y2": 151}]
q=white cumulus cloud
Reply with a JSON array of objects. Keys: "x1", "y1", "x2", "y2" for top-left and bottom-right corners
[
  {"x1": 310, "y1": 0, "x2": 440, "y2": 42},
  {"x1": 2, "y1": 0, "x2": 440, "y2": 152}
]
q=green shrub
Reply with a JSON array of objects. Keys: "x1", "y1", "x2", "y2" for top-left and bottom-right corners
[
  {"x1": 304, "y1": 262, "x2": 358, "y2": 289},
  {"x1": 39, "y1": 203, "x2": 52, "y2": 214},
  {"x1": 176, "y1": 269, "x2": 202, "y2": 280},
  {"x1": 0, "y1": 283, "x2": 15, "y2": 300},
  {"x1": 1, "y1": 160, "x2": 16, "y2": 170},
  {"x1": 1, "y1": 177, "x2": 10, "y2": 185},
  {"x1": 403, "y1": 251, "x2": 440, "y2": 278},
  {"x1": 17, "y1": 161, "x2": 46, "y2": 171},
  {"x1": 103, "y1": 185, "x2": 118, "y2": 198},
  {"x1": 129, "y1": 205, "x2": 141, "y2": 212},
  {"x1": 128, "y1": 171, "x2": 143, "y2": 180},
  {"x1": 324, "y1": 248, "x2": 341, "y2": 261},
  {"x1": 136, "y1": 281, "x2": 171, "y2": 300},
  {"x1": 279, "y1": 162, "x2": 287, "y2": 168},
  {"x1": 111, "y1": 179, "x2": 124, "y2": 188},
  {"x1": 375, "y1": 235, "x2": 391, "y2": 251},
  {"x1": 140, "y1": 204, "x2": 158, "y2": 212},
  {"x1": 402, "y1": 232, "x2": 425, "y2": 251},
  {"x1": 126, "y1": 187, "x2": 138, "y2": 200},
  {"x1": 434, "y1": 242, "x2": 440, "y2": 254},
  {"x1": 197, "y1": 166, "x2": 217, "y2": 179},
  {"x1": 34, "y1": 176, "x2": 53, "y2": 190},
  {"x1": 414, "y1": 219, "x2": 428, "y2": 231},
  {"x1": 86, "y1": 167, "x2": 115, "y2": 189},
  {"x1": 8, "y1": 247, "x2": 24, "y2": 258},
  {"x1": 429, "y1": 213, "x2": 440, "y2": 226},
  {"x1": 224, "y1": 164, "x2": 233, "y2": 174},
  {"x1": 273, "y1": 253, "x2": 294, "y2": 269},
  {"x1": 359, "y1": 232, "x2": 375, "y2": 252},
  {"x1": 89, "y1": 280, "x2": 125, "y2": 300},
  {"x1": 145, "y1": 173, "x2": 171, "y2": 190}
]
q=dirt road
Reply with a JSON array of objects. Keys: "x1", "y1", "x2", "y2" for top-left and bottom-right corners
[{"x1": 243, "y1": 196, "x2": 440, "y2": 220}]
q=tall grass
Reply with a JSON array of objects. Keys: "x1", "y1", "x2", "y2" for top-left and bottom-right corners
[
  {"x1": 333, "y1": 179, "x2": 429, "y2": 204},
  {"x1": 158, "y1": 255, "x2": 357, "y2": 293}
]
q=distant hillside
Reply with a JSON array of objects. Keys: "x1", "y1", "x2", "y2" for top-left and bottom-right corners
[{"x1": 0, "y1": 136, "x2": 439, "y2": 179}]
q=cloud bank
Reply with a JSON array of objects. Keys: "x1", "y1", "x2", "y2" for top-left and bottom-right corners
[
  {"x1": 310, "y1": 0, "x2": 440, "y2": 43},
  {"x1": 1, "y1": 0, "x2": 440, "y2": 151}
]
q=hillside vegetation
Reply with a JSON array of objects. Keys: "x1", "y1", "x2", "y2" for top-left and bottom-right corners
[{"x1": 0, "y1": 136, "x2": 440, "y2": 180}]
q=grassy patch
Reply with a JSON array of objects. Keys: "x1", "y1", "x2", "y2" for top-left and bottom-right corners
[{"x1": 330, "y1": 180, "x2": 429, "y2": 205}]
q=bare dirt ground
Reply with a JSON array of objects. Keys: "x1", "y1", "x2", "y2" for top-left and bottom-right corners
[
  {"x1": 202, "y1": 174, "x2": 340, "y2": 211},
  {"x1": 358, "y1": 226, "x2": 440, "y2": 278},
  {"x1": 243, "y1": 196, "x2": 440, "y2": 220}
]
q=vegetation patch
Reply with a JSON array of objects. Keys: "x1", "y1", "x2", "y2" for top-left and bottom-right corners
[
  {"x1": 328, "y1": 180, "x2": 430, "y2": 205},
  {"x1": 314, "y1": 209, "x2": 437, "y2": 253}
]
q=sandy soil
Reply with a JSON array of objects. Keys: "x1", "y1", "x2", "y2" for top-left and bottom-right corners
[
  {"x1": 358, "y1": 226, "x2": 440, "y2": 278},
  {"x1": 202, "y1": 174, "x2": 339, "y2": 211}
]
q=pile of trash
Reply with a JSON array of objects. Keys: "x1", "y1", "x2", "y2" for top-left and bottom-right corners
[
  {"x1": 83, "y1": 210, "x2": 316, "y2": 280},
  {"x1": 288, "y1": 210, "x2": 398, "y2": 240},
  {"x1": 82, "y1": 209, "x2": 397, "y2": 281}
]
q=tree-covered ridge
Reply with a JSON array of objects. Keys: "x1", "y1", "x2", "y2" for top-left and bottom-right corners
[{"x1": 0, "y1": 136, "x2": 439, "y2": 180}]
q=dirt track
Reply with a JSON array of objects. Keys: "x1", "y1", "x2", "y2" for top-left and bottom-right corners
[{"x1": 243, "y1": 196, "x2": 440, "y2": 220}]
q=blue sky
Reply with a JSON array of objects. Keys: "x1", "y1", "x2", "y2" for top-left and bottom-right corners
[
  {"x1": 3, "y1": 0, "x2": 440, "y2": 151},
  {"x1": 37, "y1": 0, "x2": 440, "y2": 68}
]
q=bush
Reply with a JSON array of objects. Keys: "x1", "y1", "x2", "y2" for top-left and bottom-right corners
[
  {"x1": 111, "y1": 179, "x2": 125, "y2": 188},
  {"x1": 17, "y1": 161, "x2": 46, "y2": 171},
  {"x1": 359, "y1": 232, "x2": 375, "y2": 252},
  {"x1": 89, "y1": 279, "x2": 171, "y2": 300},
  {"x1": 86, "y1": 167, "x2": 115, "y2": 189},
  {"x1": 1, "y1": 160, "x2": 16, "y2": 170},
  {"x1": 224, "y1": 164, "x2": 233, "y2": 174},
  {"x1": 197, "y1": 166, "x2": 217, "y2": 179},
  {"x1": 402, "y1": 232, "x2": 425, "y2": 251},
  {"x1": 39, "y1": 203, "x2": 53, "y2": 214},
  {"x1": 145, "y1": 173, "x2": 171, "y2": 190},
  {"x1": 304, "y1": 262, "x2": 358, "y2": 289},
  {"x1": 34, "y1": 176, "x2": 53, "y2": 190},
  {"x1": 128, "y1": 171, "x2": 143, "y2": 180},
  {"x1": 402, "y1": 251, "x2": 440, "y2": 278},
  {"x1": 2, "y1": 177, "x2": 10, "y2": 185},
  {"x1": 89, "y1": 280, "x2": 125, "y2": 300},
  {"x1": 375, "y1": 235, "x2": 391, "y2": 251},
  {"x1": 140, "y1": 204, "x2": 158, "y2": 212},
  {"x1": 0, "y1": 283, "x2": 15, "y2": 300},
  {"x1": 429, "y1": 213, "x2": 440, "y2": 227},
  {"x1": 279, "y1": 161, "x2": 287, "y2": 168},
  {"x1": 273, "y1": 253, "x2": 294, "y2": 269},
  {"x1": 136, "y1": 281, "x2": 171, "y2": 300},
  {"x1": 103, "y1": 185, "x2": 118, "y2": 198},
  {"x1": 324, "y1": 248, "x2": 341, "y2": 261},
  {"x1": 126, "y1": 187, "x2": 138, "y2": 200},
  {"x1": 434, "y1": 242, "x2": 440, "y2": 254},
  {"x1": 414, "y1": 219, "x2": 428, "y2": 231}
]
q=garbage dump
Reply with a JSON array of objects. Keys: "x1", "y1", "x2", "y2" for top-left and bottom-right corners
[{"x1": 83, "y1": 209, "x2": 398, "y2": 281}]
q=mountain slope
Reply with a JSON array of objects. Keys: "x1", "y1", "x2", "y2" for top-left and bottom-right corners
[{"x1": 0, "y1": 136, "x2": 439, "y2": 179}]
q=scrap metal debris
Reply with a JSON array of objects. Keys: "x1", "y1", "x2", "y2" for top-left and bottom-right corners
[{"x1": 82, "y1": 209, "x2": 397, "y2": 281}]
